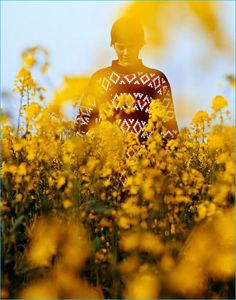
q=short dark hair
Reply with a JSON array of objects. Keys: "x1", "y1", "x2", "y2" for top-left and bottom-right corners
[{"x1": 110, "y1": 17, "x2": 145, "y2": 46}]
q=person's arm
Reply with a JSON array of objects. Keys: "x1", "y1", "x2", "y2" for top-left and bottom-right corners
[
  {"x1": 159, "y1": 73, "x2": 179, "y2": 143},
  {"x1": 75, "y1": 103, "x2": 98, "y2": 135},
  {"x1": 75, "y1": 74, "x2": 100, "y2": 135}
]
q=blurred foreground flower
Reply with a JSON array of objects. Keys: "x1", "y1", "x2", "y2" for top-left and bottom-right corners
[
  {"x1": 168, "y1": 207, "x2": 235, "y2": 297},
  {"x1": 20, "y1": 217, "x2": 103, "y2": 299}
]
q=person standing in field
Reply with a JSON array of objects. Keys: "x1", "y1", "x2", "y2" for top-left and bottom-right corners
[{"x1": 75, "y1": 17, "x2": 179, "y2": 145}]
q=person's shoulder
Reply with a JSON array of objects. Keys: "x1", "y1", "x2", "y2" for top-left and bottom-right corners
[
  {"x1": 89, "y1": 66, "x2": 112, "y2": 81},
  {"x1": 142, "y1": 64, "x2": 168, "y2": 78}
]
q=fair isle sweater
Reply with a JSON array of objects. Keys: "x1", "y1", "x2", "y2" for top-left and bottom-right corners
[{"x1": 75, "y1": 59, "x2": 179, "y2": 143}]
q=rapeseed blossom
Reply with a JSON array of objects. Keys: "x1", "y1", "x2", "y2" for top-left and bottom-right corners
[
  {"x1": 1, "y1": 47, "x2": 235, "y2": 299},
  {"x1": 211, "y1": 95, "x2": 228, "y2": 112}
]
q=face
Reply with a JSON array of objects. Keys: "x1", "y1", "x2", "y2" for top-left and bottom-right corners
[{"x1": 113, "y1": 42, "x2": 142, "y2": 67}]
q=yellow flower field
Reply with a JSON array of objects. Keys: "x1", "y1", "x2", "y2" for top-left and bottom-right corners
[{"x1": 1, "y1": 47, "x2": 235, "y2": 299}]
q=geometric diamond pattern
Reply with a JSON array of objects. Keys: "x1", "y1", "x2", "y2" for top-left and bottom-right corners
[
  {"x1": 110, "y1": 72, "x2": 120, "y2": 84},
  {"x1": 75, "y1": 60, "x2": 179, "y2": 142},
  {"x1": 102, "y1": 77, "x2": 110, "y2": 91},
  {"x1": 140, "y1": 74, "x2": 150, "y2": 85},
  {"x1": 153, "y1": 75, "x2": 161, "y2": 90},
  {"x1": 120, "y1": 119, "x2": 131, "y2": 132},
  {"x1": 124, "y1": 74, "x2": 136, "y2": 84}
]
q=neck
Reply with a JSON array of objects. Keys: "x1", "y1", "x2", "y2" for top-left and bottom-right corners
[
  {"x1": 112, "y1": 59, "x2": 144, "y2": 74},
  {"x1": 117, "y1": 59, "x2": 140, "y2": 67}
]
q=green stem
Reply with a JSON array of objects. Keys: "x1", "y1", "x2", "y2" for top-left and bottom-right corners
[
  {"x1": 111, "y1": 223, "x2": 119, "y2": 298},
  {"x1": 17, "y1": 95, "x2": 23, "y2": 137},
  {"x1": 26, "y1": 88, "x2": 30, "y2": 134}
]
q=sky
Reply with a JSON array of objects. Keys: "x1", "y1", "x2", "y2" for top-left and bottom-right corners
[{"x1": 1, "y1": 0, "x2": 235, "y2": 128}]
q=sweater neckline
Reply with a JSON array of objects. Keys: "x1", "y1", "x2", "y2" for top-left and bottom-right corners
[{"x1": 111, "y1": 59, "x2": 144, "y2": 74}]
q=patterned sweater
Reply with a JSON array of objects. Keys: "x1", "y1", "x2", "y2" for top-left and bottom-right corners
[{"x1": 75, "y1": 59, "x2": 178, "y2": 143}]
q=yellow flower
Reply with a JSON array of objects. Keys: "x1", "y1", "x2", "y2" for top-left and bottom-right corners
[
  {"x1": 18, "y1": 163, "x2": 27, "y2": 176},
  {"x1": 20, "y1": 280, "x2": 57, "y2": 299},
  {"x1": 16, "y1": 193, "x2": 23, "y2": 202},
  {"x1": 27, "y1": 149, "x2": 36, "y2": 161},
  {"x1": 211, "y1": 96, "x2": 228, "y2": 112},
  {"x1": 16, "y1": 67, "x2": 31, "y2": 80},
  {"x1": 168, "y1": 262, "x2": 206, "y2": 297},
  {"x1": 63, "y1": 200, "x2": 73, "y2": 209},
  {"x1": 119, "y1": 232, "x2": 139, "y2": 251},
  {"x1": 115, "y1": 93, "x2": 135, "y2": 114},
  {"x1": 118, "y1": 255, "x2": 139, "y2": 274},
  {"x1": 207, "y1": 251, "x2": 235, "y2": 279},
  {"x1": 148, "y1": 99, "x2": 169, "y2": 123},
  {"x1": 26, "y1": 102, "x2": 42, "y2": 121},
  {"x1": 22, "y1": 53, "x2": 36, "y2": 68},
  {"x1": 118, "y1": 216, "x2": 132, "y2": 229},
  {"x1": 124, "y1": 270, "x2": 160, "y2": 299},
  {"x1": 50, "y1": 76, "x2": 89, "y2": 112},
  {"x1": 176, "y1": 195, "x2": 191, "y2": 203},
  {"x1": 57, "y1": 176, "x2": 66, "y2": 189},
  {"x1": 14, "y1": 67, "x2": 37, "y2": 97},
  {"x1": 160, "y1": 254, "x2": 175, "y2": 272},
  {"x1": 192, "y1": 110, "x2": 209, "y2": 125},
  {"x1": 28, "y1": 224, "x2": 58, "y2": 267},
  {"x1": 207, "y1": 132, "x2": 224, "y2": 149},
  {"x1": 139, "y1": 232, "x2": 165, "y2": 256},
  {"x1": 13, "y1": 143, "x2": 23, "y2": 152}
]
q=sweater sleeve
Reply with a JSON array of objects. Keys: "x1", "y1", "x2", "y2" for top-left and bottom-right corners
[
  {"x1": 75, "y1": 74, "x2": 99, "y2": 135},
  {"x1": 158, "y1": 73, "x2": 179, "y2": 142}
]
